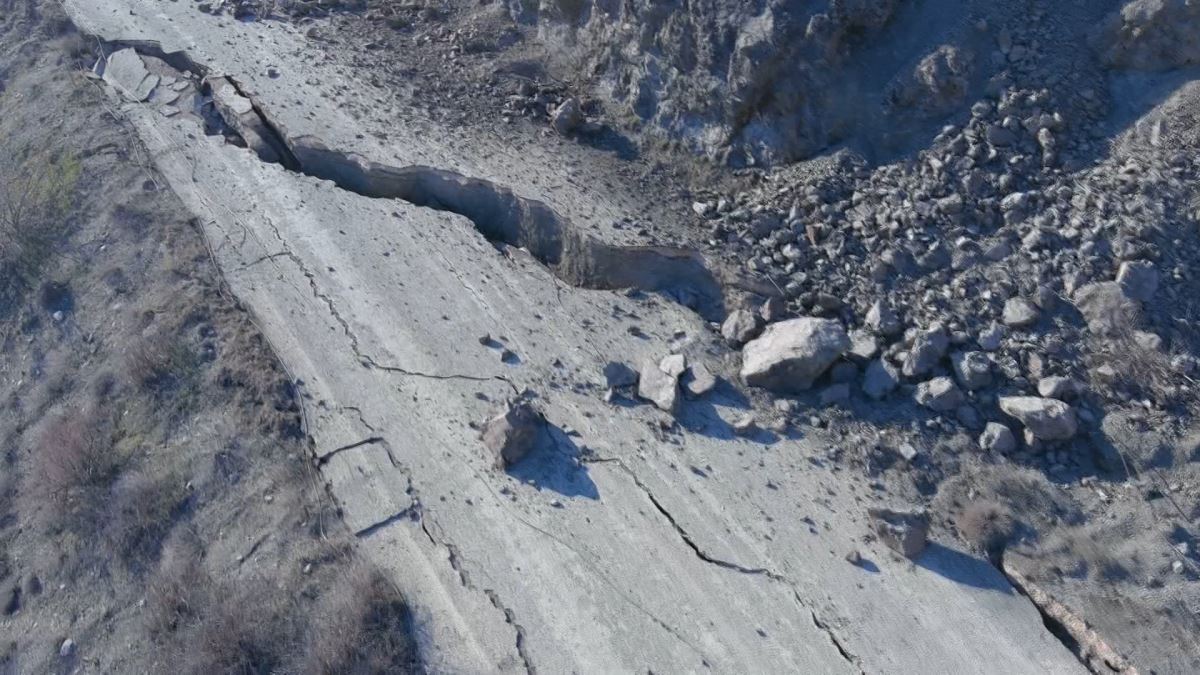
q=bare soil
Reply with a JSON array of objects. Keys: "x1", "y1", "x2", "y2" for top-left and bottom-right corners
[{"x1": 0, "y1": 4, "x2": 418, "y2": 673}]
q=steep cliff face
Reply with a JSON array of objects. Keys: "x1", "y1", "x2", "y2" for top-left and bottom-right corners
[{"x1": 514, "y1": 0, "x2": 917, "y2": 165}]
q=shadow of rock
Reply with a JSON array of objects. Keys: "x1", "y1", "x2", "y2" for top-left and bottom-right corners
[
  {"x1": 915, "y1": 542, "x2": 1014, "y2": 594},
  {"x1": 506, "y1": 422, "x2": 599, "y2": 500}
]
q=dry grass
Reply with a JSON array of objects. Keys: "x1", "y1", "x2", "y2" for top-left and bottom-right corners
[
  {"x1": 955, "y1": 499, "x2": 1017, "y2": 563},
  {"x1": 0, "y1": 150, "x2": 80, "y2": 309},
  {"x1": 147, "y1": 537, "x2": 419, "y2": 674},
  {"x1": 302, "y1": 565, "x2": 419, "y2": 675},
  {"x1": 25, "y1": 407, "x2": 117, "y2": 512}
]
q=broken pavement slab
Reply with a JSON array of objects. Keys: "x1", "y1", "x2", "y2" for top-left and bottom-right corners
[{"x1": 101, "y1": 48, "x2": 159, "y2": 102}]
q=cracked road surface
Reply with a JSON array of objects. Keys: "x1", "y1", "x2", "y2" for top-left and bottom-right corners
[{"x1": 64, "y1": 2, "x2": 1088, "y2": 672}]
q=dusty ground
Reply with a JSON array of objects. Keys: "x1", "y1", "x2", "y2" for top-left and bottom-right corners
[{"x1": 0, "y1": 4, "x2": 418, "y2": 673}]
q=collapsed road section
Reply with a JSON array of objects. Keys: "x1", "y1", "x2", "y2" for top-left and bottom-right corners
[
  {"x1": 96, "y1": 41, "x2": 730, "y2": 321},
  {"x1": 63, "y1": 2, "x2": 1093, "y2": 671}
]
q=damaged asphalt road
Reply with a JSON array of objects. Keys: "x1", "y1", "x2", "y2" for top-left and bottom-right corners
[{"x1": 63, "y1": 1, "x2": 1090, "y2": 672}]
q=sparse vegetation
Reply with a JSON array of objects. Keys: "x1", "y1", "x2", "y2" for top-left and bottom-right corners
[
  {"x1": 0, "y1": 150, "x2": 80, "y2": 311},
  {"x1": 25, "y1": 407, "x2": 119, "y2": 514},
  {"x1": 956, "y1": 500, "x2": 1017, "y2": 563},
  {"x1": 0, "y1": 9, "x2": 421, "y2": 673}
]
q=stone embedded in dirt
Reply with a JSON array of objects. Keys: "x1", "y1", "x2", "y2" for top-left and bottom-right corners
[
  {"x1": 977, "y1": 322, "x2": 1005, "y2": 351},
  {"x1": 1001, "y1": 297, "x2": 1040, "y2": 328},
  {"x1": 950, "y1": 351, "x2": 992, "y2": 390},
  {"x1": 681, "y1": 363, "x2": 717, "y2": 398},
  {"x1": 903, "y1": 324, "x2": 950, "y2": 378},
  {"x1": 638, "y1": 356, "x2": 682, "y2": 412},
  {"x1": 868, "y1": 507, "x2": 929, "y2": 559},
  {"x1": 551, "y1": 96, "x2": 583, "y2": 135},
  {"x1": 1073, "y1": 281, "x2": 1142, "y2": 335},
  {"x1": 914, "y1": 376, "x2": 965, "y2": 411},
  {"x1": 603, "y1": 361, "x2": 638, "y2": 389},
  {"x1": 998, "y1": 396, "x2": 1078, "y2": 441},
  {"x1": 1037, "y1": 376, "x2": 1079, "y2": 400},
  {"x1": 865, "y1": 300, "x2": 902, "y2": 336},
  {"x1": 863, "y1": 357, "x2": 900, "y2": 400},
  {"x1": 59, "y1": 638, "x2": 76, "y2": 659},
  {"x1": 1116, "y1": 260, "x2": 1159, "y2": 302},
  {"x1": 721, "y1": 308, "x2": 762, "y2": 346},
  {"x1": 732, "y1": 415, "x2": 757, "y2": 436},
  {"x1": 979, "y1": 422, "x2": 1017, "y2": 453},
  {"x1": 483, "y1": 401, "x2": 544, "y2": 468},
  {"x1": 740, "y1": 318, "x2": 850, "y2": 393},
  {"x1": 847, "y1": 329, "x2": 879, "y2": 362}
]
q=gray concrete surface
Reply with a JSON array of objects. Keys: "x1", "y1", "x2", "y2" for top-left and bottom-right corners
[{"x1": 64, "y1": 2, "x2": 1087, "y2": 672}]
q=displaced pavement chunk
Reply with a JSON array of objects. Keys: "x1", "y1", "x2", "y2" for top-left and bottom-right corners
[{"x1": 483, "y1": 401, "x2": 545, "y2": 468}]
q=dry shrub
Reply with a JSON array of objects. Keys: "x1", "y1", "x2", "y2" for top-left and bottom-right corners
[
  {"x1": 146, "y1": 531, "x2": 209, "y2": 637},
  {"x1": 26, "y1": 407, "x2": 117, "y2": 512},
  {"x1": 149, "y1": 534, "x2": 295, "y2": 675},
  {"x1": 102, "y1": 470, "x2": 187, "y2": 572},
  {"x1": 126, "y1": 335, "x2": 201, "y2": 393},
  {"x1": 301, "y1": 566, "x2": 419, "y2": 675},
  {"x1": 0, "y1": 150, "x2": 80, "y2": 308},
  {"x1": 956, "y1": 500, "x2": 1016, "y2": 563},
  {"x1": 183, "y1": 577, "x2": 291, "y2": 675}
]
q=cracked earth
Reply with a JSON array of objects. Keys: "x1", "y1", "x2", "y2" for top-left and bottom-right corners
[{"x1": 38, "y1": 0, "x2": 1164, "y2": 672}]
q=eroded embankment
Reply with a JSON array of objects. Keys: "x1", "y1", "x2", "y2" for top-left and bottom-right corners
[
  {"x1": 288, "y1": 141, "x2": 726, "y2": 319},
  {"x1": 97, "y1": 37, "x2": 730, "y2": 319}
]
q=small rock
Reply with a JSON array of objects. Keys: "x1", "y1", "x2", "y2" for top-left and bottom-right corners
[
  {"x1": 979, "y1": 422, "x2": 1017, "y2": 453},
  {"x1": 1037, "y1": 376, "x2": 1078, "y2": 399},
  {"x1": 977, "y1": 323, "x2": 1006, "y2": 351},
  {"x1": 59, "y1": 638, "x2": 76, "y2": 659},
  {"x1": 868, "y1": 507, "x2": 929, "y2": 559},
  {"x1": 1002, "y1": 297, "x2": 1040, "y2": 328},
  {"x1": 998, "y1": 396, "x2": 1078, "y2": 441},
  {"x1": 660, "y1": 353, "x2": 688, "y2": 378},
  {"x1": 863, "y1": 358, "x2": 900, "y2": 399},
  {"x1": 732, "y1": 415, "x2": 757, "y2": 436},
  {"x1": 897, "y1": 442, "x2": 919, "y2": 462},
  {"x1": 638, "y1": 357, "x2": 682, "y2": 413},
  {"x1": 482, "y1": 401, "x2": 544, "y2": 468},
  {"x1": 760, "y1": 296, "x2": 786, "y2": 323},
  {"x1": 951, "y1": 351, "x2": 992, "y2": 390},
  {"x1": 903, "y1": 324, "x2": 949, "y2": 378},
  {"x1": 1116, "y1": 260, "x2": 1159, "y2": 301},
  {"x1": 721, "y1": 309, "x2": 762, "y2": 346},
  {"x1": 551, "y1": 97, "x2": 583, "y2": 135},
  {"x1": 915, "y1": 376, "x2": 966, "y2": 411},
  {"x1": 865, "y1": 300, "x2": 902, "y2": 336},
  {"x1": 681, "y1": 363, "x2": 718, "y2": 397},
  {"x1": 847, "y1": 329, "x2": 879, "y2": 362}
]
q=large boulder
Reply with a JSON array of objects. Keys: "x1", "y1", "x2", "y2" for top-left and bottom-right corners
[
  {"x1": 998, "y1": 396, "x2": 1078, "y2": 441},
  {"x1": 740, "y1": 318, "x2": 849, "y2": 392}
]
